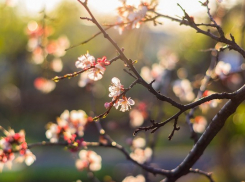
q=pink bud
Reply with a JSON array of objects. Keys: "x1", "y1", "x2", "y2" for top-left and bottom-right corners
[{"x1": 104, "y1": 102, "x2": 111, "y2": 109}]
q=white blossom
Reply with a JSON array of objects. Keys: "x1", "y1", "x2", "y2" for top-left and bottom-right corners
[
  {"x1": 75, "y1": 53, "x2": 95, "y2": 69},
  {"x1": 114, "y1": 96, "x2": 135, "y2": 112},
  {"x1": 109, "y1": 77, "x2": 123, "y2": 97}
]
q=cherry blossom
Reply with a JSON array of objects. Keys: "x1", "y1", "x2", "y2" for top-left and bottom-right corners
[
  {"x1": 46, "y1": 110, "x2": 88, "y2": 143},
  {"x1": 87, "y1": 63, "x2": 106, "y2": 81},
  {"x1": 0, "y1": 128, "x2": 35, "y2": 172},
  {"x1": 116, "y1": 1, "x2": 152, "y2": 33},
  {"x1": 114, "y1": 96, "x2": 135, "y2": 112},
  {"x1": 109, "y1": 77, "x2": 124, "y2": 97},
  {"x1": 122, "y1": 174, "x2": 145, "y2": 182},
  {"x1": 75, "y1": 53, "x2": 95, "y2": 70},
  {"x1": 75, "y1": 54, "x2": 109, "y2": 82},
  {"x1": 75, "y1": 150, "x2": 102, "y2": 171}
]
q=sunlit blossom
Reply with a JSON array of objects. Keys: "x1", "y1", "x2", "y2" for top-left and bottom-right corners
[
  {"x1": 0, "y1": 128, "x2": 34, "y2": 172},
  {"x1": 46, "y1": 110, "x2": 88, "y2": 143},
  {"x1": 114, "y1": 96, "x2": 135, "y2": 112},
  {"x1": 87, "y1": 63, "x2": 105, "y2": 81},
  {"x1": 109, "y1": 77, "x2": 124, "y2": 97},
  {"x1": 115, "y1": 1, "x2": 152, "y2": 33},
  {"x1": 75, "y1": 53, "x2": 95, "y2": 70},
  {"x1": 76, "y1": 150, "x2": 102, "y2": 171}
]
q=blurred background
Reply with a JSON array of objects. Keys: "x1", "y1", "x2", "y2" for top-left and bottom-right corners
[{"x1": 0, "y1": 0, "x2": 245, "y2": 181}]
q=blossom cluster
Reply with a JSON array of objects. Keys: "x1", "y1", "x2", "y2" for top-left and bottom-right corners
[
  {"x1": 105, "y1": 77, "x2": 135, "y2": 112},
  {"x1": 75, "y1": 150, "x2": 102, "y2": 172},
  {"x1": 76, "y1": 53, "x2": 110, "y2": 86},
  {"x1": 26, "y1": 21, "x2": 70, "y2": 94},
  {"x1": 115, "y1": 1, "x2": 153, "y2": 34},
  {"x1": 46, "y1": 110, "x2": 89, "y2": 150},
  {"x1": 129, "y1": 137, "x2": 152, "y2": 164},
  {"x1": 0, "y1": 128, "x2": 36, "y2": 172},
  {"x1": 26, "y1": 21, "x2": 69, "y2": 66}
]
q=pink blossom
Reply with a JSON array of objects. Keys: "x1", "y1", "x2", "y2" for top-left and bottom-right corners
[
  {"x1": 76, "y1": 150, "x2": 102, "y2": 171},
  {"x1": 0, "y1": 128, "x2": 35, "y2": 172},
  {"x1": 46, "y1": 110, "x2": 88, "y2": 143}
]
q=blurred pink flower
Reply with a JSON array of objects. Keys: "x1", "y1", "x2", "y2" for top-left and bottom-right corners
[
  {"x1": 0, "y1": 128, "x2": 35, "y2": 172},
  {"x1": 76, "y1": 150, "x2": 102, "y2": 171},
  {"x1": 34, "y1": 77, "x2": 56, "y2": 93},
  {"x1": 173, "y1": 79, "x2": 194, "y2": 102},
  {"x1": 192, "y1": 116, "x2": 207, "y2": 133},
  {"x1": 46, "y1": 110, "x2": 88, "y2": 143}
]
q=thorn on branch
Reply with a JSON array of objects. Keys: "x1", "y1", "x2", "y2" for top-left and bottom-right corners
[
  {"x1": 80, "y1": 17, "x2": 93, "y2": 22},
  {"x1": 149, "y1": 79, "x2": 156, "y2": 86},
  {"x1": 230, "y1": 33, "x2": 235, "y2": 42}
]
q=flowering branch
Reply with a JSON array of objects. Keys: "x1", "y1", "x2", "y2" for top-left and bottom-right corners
[
  {"x1": 186, "y1": 49, "x2": 219, "y2": 143},
  {"x1": 93, "y1": 78, "x2": 139, "y2": 121},
  {"x1": 52, "y1": 55, "x2": 120, "y2": 82}
]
